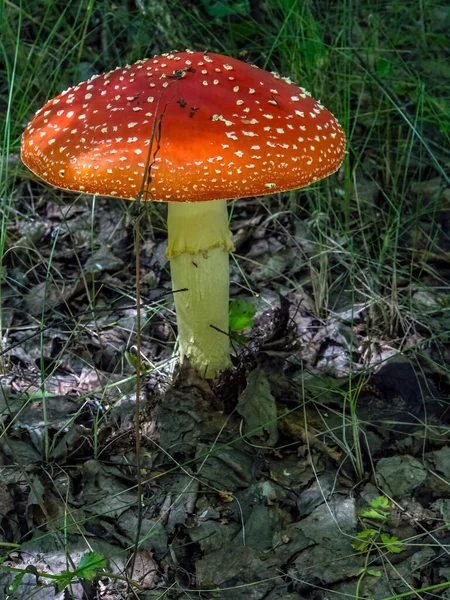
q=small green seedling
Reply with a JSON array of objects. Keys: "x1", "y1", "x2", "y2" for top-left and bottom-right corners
[
  {"x1": 353, "y1": 495, "x2": 405, "y2": 558},
  {"x1": 7, "y1": 551, "x2": 107, "y2": 594},
  {"x1": 56, "y1": 551, "x2": 107, "y2": 592},
  {"x1": 352, "y1": 529, "x2": 405, "y2": 554},
  {"x1": 229, "y1": 298, "x2": 256, "y2": 332},
  {"x1": 353, "y1": 499, "x2": 405, "y2": 600},
  {"x1": 229, "y1": 298, "x2": 256, "y2": 343},
  {"x1": 358, "y1": 495, "x2": 391, "y2": 520}
]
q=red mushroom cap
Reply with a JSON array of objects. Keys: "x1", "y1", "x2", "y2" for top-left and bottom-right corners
[{"x1": 21, "y1": 51, "x2": 346, "y2": 202}]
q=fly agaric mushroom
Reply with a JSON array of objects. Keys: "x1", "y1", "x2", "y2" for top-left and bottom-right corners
[{"x1": 21, "y1": 51, "x2": 345, "y2": 378}]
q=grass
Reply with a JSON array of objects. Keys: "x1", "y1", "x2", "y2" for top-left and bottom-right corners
[{"x1": 1, "y1": 0, "x2": 450, "y2": 598}]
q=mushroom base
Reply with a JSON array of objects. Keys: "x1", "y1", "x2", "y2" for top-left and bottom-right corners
[{"x1": 166, "y1": 200, "x2": 234, "y2": 378}]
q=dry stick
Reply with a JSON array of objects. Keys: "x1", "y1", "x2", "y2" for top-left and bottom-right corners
[
  {"x1": 127, "y1": 90, "x2": 171, "y2": 584},
  {"x1": 127, "y1": 211, "x2": 143, "y2": 584}
]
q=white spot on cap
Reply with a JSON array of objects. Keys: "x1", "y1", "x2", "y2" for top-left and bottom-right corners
[
  {"x1": 226, "y1": 131, "x2": 238, "y2": 140},
  {"x1": 212, "y1": 114, "x2": 234, "y2": 127}
]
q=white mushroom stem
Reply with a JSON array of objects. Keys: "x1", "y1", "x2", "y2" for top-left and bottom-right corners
[{"x1": 166, "y1": 199, "x2": 234, "y2": 378}]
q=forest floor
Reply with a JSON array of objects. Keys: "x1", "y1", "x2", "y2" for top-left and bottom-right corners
[{"x1": 1, "y1": 1, "x2": 450, "y2": 599}]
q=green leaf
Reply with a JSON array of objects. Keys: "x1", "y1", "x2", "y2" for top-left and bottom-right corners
[
  {"x1": 376, "y1": 58, "x2": 393, "y2": 77},
  {"x1": 359, "y1": 496, "x2": 391, "y2": 519},
  {"x1": 229, "y1": 299, "x2": 256, "y2": 332},
  {"x1": 124, "y1": 350, "x2": 140, "y2": 370},
  {"x1": 352, "y1": 539, "x2": 370, "y2": 552},
  {"x1": 8, "y1": 572, "x2": 25, "y2": 592},
  {"x1": 369, "y1": 496, "x2": 390, "y2": 509},
  {"x1": 359, "y1": 507, "x2": 389, "y2": 520},
  {"x1": 356, "y1": 528, "x2": 378, "y2": 539},
  {"x1": 76, "y1": 552, "x2": 107, "y2": 580},
  {"x1": 352, "y1": 528, "x2": 377, "y2": 552},
  {"x1": 56, "y1": 552, "x2": 107, "y2": 591},
  {"x1": 56, "y1": 571, "x2": 74, "y2": 593},
  {"x1": 25, "y1": 390, "x2": 59, "y2": 400},
  {"x1": 367, "y1": 568, "x2": 382, "y2": 577},
  {"x1": 380, "y1": 534, "x2": 405, "y2": 553}
]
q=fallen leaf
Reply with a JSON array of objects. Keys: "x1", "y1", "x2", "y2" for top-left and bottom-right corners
[{"x1": 237, "y1": 367, "x2": 278, "y2": 446}]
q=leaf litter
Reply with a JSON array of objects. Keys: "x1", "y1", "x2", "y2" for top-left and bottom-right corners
[{"x1": 1, "y1": 184, "x2": 450, "y2": 600}]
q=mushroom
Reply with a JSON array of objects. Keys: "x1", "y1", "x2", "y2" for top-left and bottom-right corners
[{"x1": 21, "y1": 51, "x2": 346, "y2": 378}]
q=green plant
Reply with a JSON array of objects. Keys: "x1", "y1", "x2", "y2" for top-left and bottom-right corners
[
  {"x1": 229, "y1": 298, "x2": 256, "y2": 344},
  {"x1": 5, "y1": 551, "x2": 117, "y2": 595},
  {"x1": 354, "y1": 495, "x2": 405, "y2": 553},
  {"x1": 53, "y1": 551, "x2": 106, "y2": 592},
  {"x1": 353, "y1": 496, "x2": 406, "y2": 598},
  {"x1": 353, "y1": 528, "x2": 405, "y2": 555}
]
